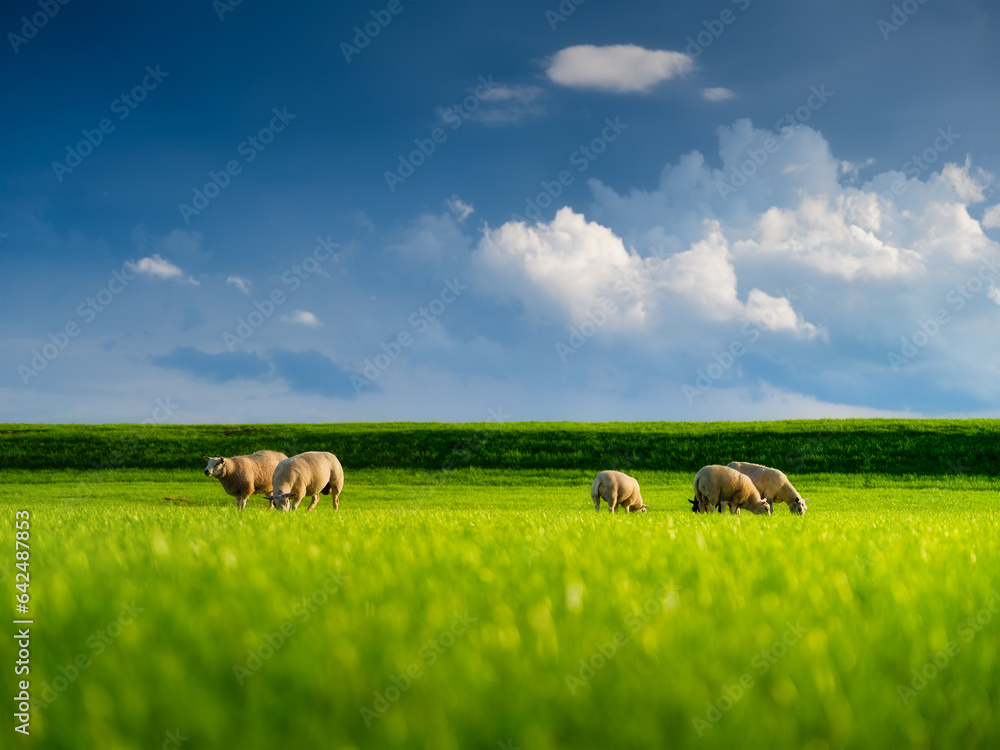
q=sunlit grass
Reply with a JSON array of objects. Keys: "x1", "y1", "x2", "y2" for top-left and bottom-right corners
[{"x1": 1, "y1": 469, "x2": 998, "y2": 749}]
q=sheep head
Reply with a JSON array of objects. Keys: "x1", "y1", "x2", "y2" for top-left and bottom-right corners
[
  {"x1": 203, "y1": 456, "x2": 227, "y2": 478},
  {"x1": 266, "y1": 493, "x2": 293, "y2": 511}
]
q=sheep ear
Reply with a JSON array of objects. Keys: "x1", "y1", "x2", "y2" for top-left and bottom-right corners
[{"x1": 203, "y1": 456, "x2": 212, "y2": 461}]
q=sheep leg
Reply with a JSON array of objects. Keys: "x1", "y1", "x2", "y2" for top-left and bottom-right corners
[
  {"x1": 306, "y1": 494, "x2": 320, "y2": 511},
  {"x1": 237, "y1": 494, "x2": 249, "y2": 510},
  {"x1": 331, "y1": 490, "x2": 340, "y2": 510},
  {"x1": 592, "y1": 493, "x2": 601, "y2": 512},
  {"x1": 292, "y1": 494, "x2": 305, "y2": 510}
]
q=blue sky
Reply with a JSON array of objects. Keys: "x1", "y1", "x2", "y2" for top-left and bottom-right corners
[{"x1": 2, "y1": 0, "x2": 999, "y2": 423}]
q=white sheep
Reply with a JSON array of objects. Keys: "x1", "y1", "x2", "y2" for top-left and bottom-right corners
[
  {"x1": 727, "y1": 461, "x2": 808, "y2": 515},
  {"x1": 693, "y1": 465, "x2": 771, "y2": 516},
  {"x1": 591, "y1": 470, "x2": 647, "y2": 514},
  {"x1": 203, "y1": 450, "x2": 288, "y2": 510},
  {"x1": 266, "y1": 451, "x2": 345, "y2": 511}
]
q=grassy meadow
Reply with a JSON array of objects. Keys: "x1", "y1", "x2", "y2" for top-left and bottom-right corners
[{"x1": 1, "y1": 422, "x2": 999, "y2": 749}]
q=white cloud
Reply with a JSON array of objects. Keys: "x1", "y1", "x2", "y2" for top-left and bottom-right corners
[
  {"x1": 938, "y1": 155, "x2": 992, "y2": 202},
  {"x1": 280, "y1": 310, "x2": 319, "y2": 327},
  {"x1": 226, "y1": 276, "x2": 252, "y2": 294},
  {"x1": 546, "y1": 44, "x2": 693, "y2": 93},
  {"x1": 909, "y1": 201, "x2": 996, "y2": 263},
  {"x1": 438, "y1": 84, "x2": 545, "y2": 127},
  {"x1": 582, "y1": 119, "x2": 998, "y2": 285},
  {"x1": 445, "y1": 195, "x2": 474, "y2": 222},
  {"x1": 983, "y1": 204, "x2": 1000, "y2": 229},
  {"x1": 473, "y1": 85, "x2": 545, "y2": 125},
  {"x1": 738, "y1": 194, "x2": 924, "y2": 280},
  {"x1": 702, "y1": 87, "x2": 734, "y2": 102},
  {"x1": 473, "y1": 208, "x2": 818, "y2": 338},
  {"x1": 346, "y1": 117, "x2": 1000, "y2": 419},
  {"x1": 125, "y1": 254, "x2": 198, "y2": 284},
  {"x1": 388, "y1": 211, "x2": 471, "y2": 266},
  {"x1": 475, "y1": 207, "x2": 642, "y2": 325}
]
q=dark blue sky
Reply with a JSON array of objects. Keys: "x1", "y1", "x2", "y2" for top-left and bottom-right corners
[{"x1": 2, "y1": 0, "x2": 999, "y2": 422}]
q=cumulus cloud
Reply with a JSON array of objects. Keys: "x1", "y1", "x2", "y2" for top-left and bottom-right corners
[
  {"x1": 983, "y1": 205, "x2": 1000, "y2": 229},
  {"x1": 737, "y1": 194, "x2": 925, "y2": 280},
  {"x1": 473, "y1": 207, "x2": 818, "y2": 338},
  {"x1": 335, "y1": 116, "x2": 998, "y2": 417},
  {"x1": 281, "y1": 310, "x2": 319, "y2": 327},
  {"x1": 226, "y1": 275, "x2": 252, "y2": 294},
  {"x1": 125, "y1": 254, "x2": 198, "y2": 284},
  {"x1": 580, "y1": 118, "x2": 997, "y2": 280},
  {"x1": 458, "y1": 115, "x2": 1000, "y2": 415},
  {"x1": 702, "y1": 87, "x2": 734, "y2": 102},
  {"x1": 546, "y1": 44, "x2": 693, "y2": 93},
  {"x1": 938, "y1": 155, "x2": 992, "y2": 202}
]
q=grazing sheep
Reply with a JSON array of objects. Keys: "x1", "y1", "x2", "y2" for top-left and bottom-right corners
[
  {"x1": 727, "y1": 461, "x2": 808, "y2": 515},
  {"x1": 203, "y1": 450, "x2": 288, "y2": 510},
  {"x1": 591, "y1": 470, "x2": 647, "y2": 514},
  {"x1": 693, "y1": 465, "x2": 771, "y2": 516},
  {"x1": 266, "y1": 451, "x2": 345, "y2": 512}
]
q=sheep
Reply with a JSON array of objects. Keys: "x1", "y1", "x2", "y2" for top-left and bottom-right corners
[
  {"x1": 693, "y1": 465, "x2": 771, "y2": 516},
  {"x1": 203, "y1": 450, "x2": 288, "y2": 510},
  {"x1": 266, "y1": 451, "x2": 345, "y2": 512},
  {"x1": 591, "y1": 470, "x2": 647, "y2": 514},
  {"x1": 727, "y1": 461, "x2": 808, "y2": 515}
]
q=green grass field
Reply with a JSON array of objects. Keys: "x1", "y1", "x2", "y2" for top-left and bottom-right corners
[{"x1": 2, "y1": 438, "x2": 999, "y2": 749}]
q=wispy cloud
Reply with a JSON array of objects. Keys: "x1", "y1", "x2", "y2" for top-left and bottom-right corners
[
  {"x1": 702, "y1": 87, "x2": 735, "y2": 102},
  {"x1": 445, "y1": 195, "x2": 474, "y2": 222},
  {"x1": 280, "y1": 310, "x2": 320, "y2": 327},
  {"x1": 839, "y1": 157, "x2": 875, "y2": 183},
  {"x1": 226, "y1": 275, "x2": 252, "y2": 294},
  {"x1": 437, "y1": 84, "x2": 545, "y2": 126},
  {"x1": 546, "y1": 44, "x2": 693, "y2": 93},
  {"x1": 474, "y1": 84, "x2": 546, "y2": 125}
]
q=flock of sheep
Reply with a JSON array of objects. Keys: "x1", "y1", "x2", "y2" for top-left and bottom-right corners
[
  {"x1": 202, "y1": 451, "x2": 808, "y2": 516},
  {"x1": 593, "y1": 464, "x2": 808, "y2": 516}
]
